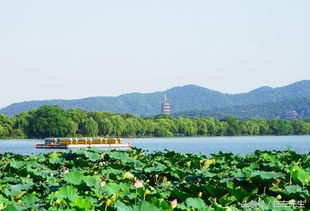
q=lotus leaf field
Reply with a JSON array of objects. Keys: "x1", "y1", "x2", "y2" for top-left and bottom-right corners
[{"x1": 0, "y1": 148, "x2": 309, "y2": 210}]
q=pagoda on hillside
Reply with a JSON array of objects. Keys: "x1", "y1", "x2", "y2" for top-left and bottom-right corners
[{"x1": 161, "y1": 94, "x2": 171, "y2": 115}]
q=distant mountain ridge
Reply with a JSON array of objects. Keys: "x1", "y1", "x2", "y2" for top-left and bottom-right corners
[
  {"x1": 174, "y1": 97, "x2": 310, "y2": 120},
  {"x1": 1, "y1": 80, "x2": 310, "y2": 118}
]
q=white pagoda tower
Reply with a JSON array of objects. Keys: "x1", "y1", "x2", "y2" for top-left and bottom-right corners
[{"x1": 161, "y1": 94, "x2": 171, "y2": 114}]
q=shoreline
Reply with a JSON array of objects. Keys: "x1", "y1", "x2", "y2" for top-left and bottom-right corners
[{"x1": 1, "y1": 134, "x2": 310, "y2": 140}]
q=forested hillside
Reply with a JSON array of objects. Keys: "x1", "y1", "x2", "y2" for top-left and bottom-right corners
[
  {"x1": 175, "y1": 97, "x2": 310, "y2": 120},
  {"x1": 0, "y1": 80, "x2": 309, "y2": 117}
]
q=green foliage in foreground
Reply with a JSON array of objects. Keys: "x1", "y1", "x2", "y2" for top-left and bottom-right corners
[
  {"x1": 0, "y1": 148, "x2": 309, "y2": 210},
  {"x1": 1, "y1": 105, "x2": 310, "y2": 139}
]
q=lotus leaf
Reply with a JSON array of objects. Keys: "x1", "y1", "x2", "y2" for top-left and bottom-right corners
[
  {"x1": 102, "y1": 182, "x2": 122, "y2": 195},
  {"x1": 63, "y1": 171, "x2": 84, "y2": 185},
  {"x1": 0, "y1": 148, "x2": 307, "y2": 210},
  {"x1": 186, "y1": 197, "x2": 206, "y2": 209},
  {"x1": 58, "y1": 185, "x2": 78, "y2": 201},
  {"x1": 3, "y1": 204, "x2": 23, "y2": 211},
  {"x1": 84, "y1": 175, "x2": 101, "y2": 188},
  {"x1": 71, "y1": 198, "x2": 93, "y2": 210},
  {"x1": 21, "y1": 193, "x2": 39, "y2": 205}
]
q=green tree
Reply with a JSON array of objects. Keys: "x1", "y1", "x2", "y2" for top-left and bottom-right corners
[
  {"x1": 204, "y1": 118, "x2": 220, "y2": 136},
  {"x1": 12, "y1": 112, "x2": 30, "y2": 130},
  {"x1": 11, "y1": 112, "x2": 31, "y2": 138},
  {"x1": 28, "y1": 105, "x2": 76, "y2": 138},
  {"x1": 256, "y1": 119, "x2": 270, "y2": 135},
  {"x1": 100, "y1": 118, "x2": 113, "y2": 136},
  {"x1": 64, "y1": 109, "x2": 88, "y2": 135},
  {"x1": 244, "y1": 119, "x2": 260, "y2": 135},
  {"x1": 154, "y1": 119, "x2": 174, "y2": 137},
  {"x1": 88, "y1": 112, "x2": 113, "y2": 136},
  {"x1": 110, "y1": 115, "x2": 126, "y2": 137},
  {"x1": 124, "y1": 117, "x2": 142, "y2": 137},
  {"x1": 268, "y1": 119, "x2": 293, "y2": 135},
  {"x1": 217, "y1": 121, "x2": 228, "y2": 136},
  {"x1": 143, "y1": 119, "x2": 156, "y2": 136},
  {"x1": 222, "y1": 116, "x2": 242, "y2": 136},
  {"x1": 176, "y1": 117, "x2": 197, "y2": 136},
  {"x1": 195, "y1": 118, "x2": 208, "y2": 135},
  {"x1": 291, "y1": 120, "x2": 309, "y2": 135},
  {"x1": 81, "y1": 118, "x2": 98, "y2": 136},
  {"x1": 0, "y1": 114, "x2": 12, "y2": 138}
]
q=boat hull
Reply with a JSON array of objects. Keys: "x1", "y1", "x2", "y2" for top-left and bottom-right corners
[{"x1": 36, "y1": 143, "x2": 131, "y2": 149}]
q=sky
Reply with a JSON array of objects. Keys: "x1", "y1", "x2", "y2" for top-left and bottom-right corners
[{"x1": 0, "y1": 0, "x2": 309, "y2": 108}]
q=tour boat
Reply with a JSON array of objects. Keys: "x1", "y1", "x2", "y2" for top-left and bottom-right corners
[{"x1": 36, "y1": 137, "x2": 131, "y2": 149}]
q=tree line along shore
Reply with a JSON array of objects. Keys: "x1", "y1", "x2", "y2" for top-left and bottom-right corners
[{"x1": 0, "y1": 105, "x2": 310, "y2": 139}]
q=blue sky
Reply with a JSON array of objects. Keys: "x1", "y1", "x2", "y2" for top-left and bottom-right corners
[{"x1": 0, "y1": 0, "x2": 309, "y2": 108}]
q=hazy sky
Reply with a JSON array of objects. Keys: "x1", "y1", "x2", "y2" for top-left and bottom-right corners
[{"x1": 0, "y1": 0, "x2": 309, "y2": 108}]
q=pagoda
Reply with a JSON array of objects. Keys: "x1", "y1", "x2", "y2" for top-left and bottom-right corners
[{"x1": 161, "y1": 94, "x2": 171, "y2": 114}]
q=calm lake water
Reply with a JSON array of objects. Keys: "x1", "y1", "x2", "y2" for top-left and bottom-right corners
[{"x1": 0, "y1": 136, "x2": 309, "y2": 155}]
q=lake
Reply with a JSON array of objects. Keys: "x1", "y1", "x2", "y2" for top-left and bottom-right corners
[{"x1": 0, "y1": 136, "x2": 309, "y2": 155}]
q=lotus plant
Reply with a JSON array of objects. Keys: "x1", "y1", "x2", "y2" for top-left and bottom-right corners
[
  {"x1": 134, "y1": 180, "x2": 143, "y2": 205},
  {"x1": 100, "y1": 181, "x2": 106, "y2": 187},
  {"x1": 170, "y1": 199, "x2": 178, "y2": 209}
]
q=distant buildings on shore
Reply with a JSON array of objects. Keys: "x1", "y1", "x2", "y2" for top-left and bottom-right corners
[
  {"x1": 161, "y1": 94, "x2": 171, "y2": 115},
  {"x1": 284, "y1": 110, "x2": 299, "y2": 120}
]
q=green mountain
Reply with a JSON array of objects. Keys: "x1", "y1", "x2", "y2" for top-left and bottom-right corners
[
  {"x1": 174, "y1": 97, "x2": 310, "y2": 120},
  {"x1": 1, "y1": 80, "x2": 310, "y2": 118}
]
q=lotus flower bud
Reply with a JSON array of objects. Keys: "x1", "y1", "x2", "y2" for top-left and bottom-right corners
[
  {"x1": 106, "y1": 199, "x2": 112, "y2": 206},
  {"x1": 100, "y1": 181, "x2": 106, "y2": 187},
  {"x1": 170, "y1": 199, "x2": 178, "y2": 209},
  {"x1": 134, "y1": 180, "x2": 143, "y2": 188}
]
